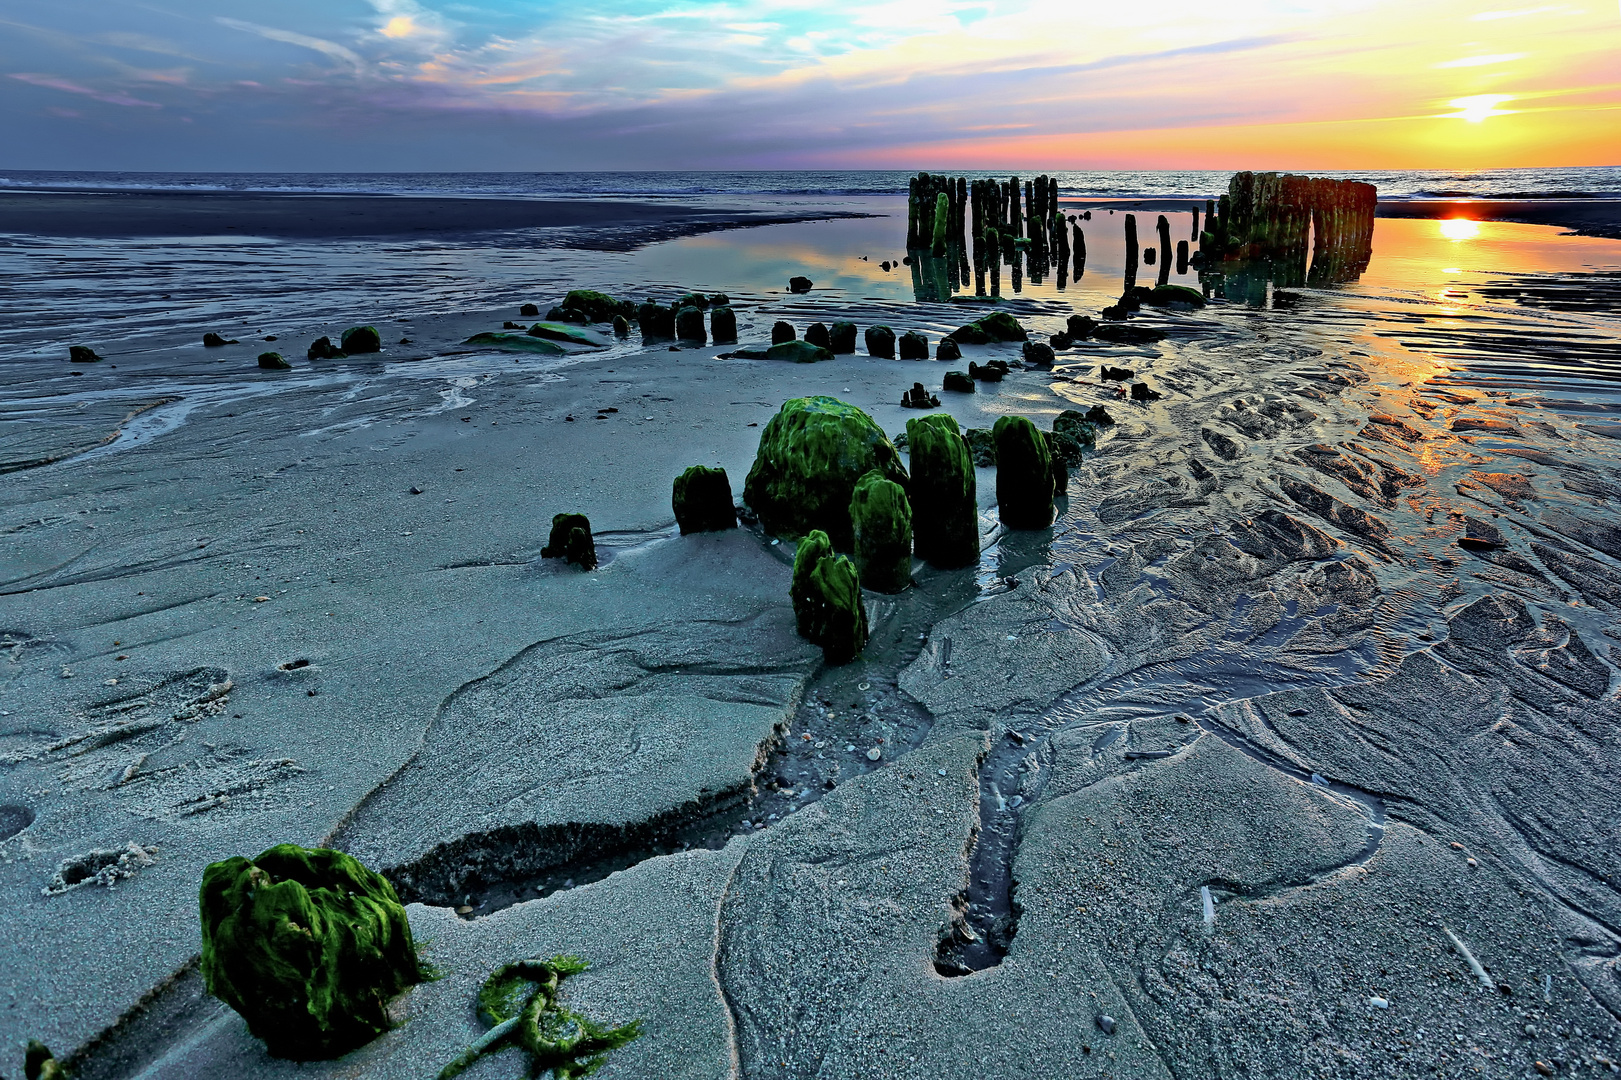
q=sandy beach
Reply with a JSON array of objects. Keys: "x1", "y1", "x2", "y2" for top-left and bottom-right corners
[{"x1": 2, "y1": 182, "x2": 1620, "y2": 1080}]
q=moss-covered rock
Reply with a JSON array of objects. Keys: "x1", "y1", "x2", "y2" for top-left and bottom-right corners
[
  {"x1": 1021, "y1": 341, "x2": 1055, "y2": 368},
  {"x1": 865, "y1": 325, "x2": 896, "y2": 359},
  {"x1": 198, "y1": 844, "x2": 422, "y2": 1060},
  {"x1": 709, "y1": 293, "x2": 730, "y2": 308},
  {"x1": 673, "y1": 466, "x2": 737, "y2": 534},
  {"x1": 203, "y1": 332, "x2": 235, "y2": 348},
  {"x1": 803, "y1": 322, "x2": 830, "y2": 349},
  {"x1": 1064, "y1": 314, "x2": 1096, "y2": 338},
  {"x1": 1148, "y1": 284, "x2": 1206, "y2": 307},
  {"x1": 563, "y1": 290, "x2": 634, "y2": 322},
  {"x1": 936, "y1": 338, "x2": 962, "y2": 362},
  {"x1": 437, "y1": 956, "x2": 641, "y2": 1080},
  {"x1": 744, "y1": 396, "x2": 908, "y2": 550},
  {"x1": 1051, "y1": 410, "x2": 1098, "y2": 460},
  {"x1": 341, "y1": 326, "x2": 381, "y2": 354},
  {"x1": 674, "y1": 292, "x2": 710, "y2": 313},
  {"x1": 829, "y1": 322, "x2": 857, "y2": 354},
  {"x1": 968, "y1": 360, "x2": 1007, "y2": 382},
  {"x1": 520, "y1": 303, "x2": 540, "y2": 317},
  {"x1": 637, "y1": 303, "x2": 675, "y2": 339},
  {"x1": 612, "y1": 315, "x2": 630, "y2": 337},
  {"x1": 850, "y1": 470, "x2": 913, "y2": 593},
  {"x1": 69, "y1": 345, "x2": 103, "y2": 363},
  {"x1": 771, "y1": 321, "x2": 796, "y2": 345},
  {"x1": 963, "y1": 427, "x2": 997, "y2": 466},
  {"x1": 307, "y1": 336, "x2": 345, "y2": 360},
  {"x1": 540, "y1": 512, "x2": 597, "y2": 570},
  {"x1": 675, "y1": 306, "x2": 706, "y2": 343},
  {"x1": 993, "y1": 416, "x2": 1054, "y2": 528},
  {"x1": 947, "y1": 323, "x2": 991, "y2": 345},
  {"x1": 528, "y1": 322, "x2": 609, "y2": 347},
  {"x1": 710, "y1": 306, "x2": 738, "y2": 343},
  {"x1": 906, "y1": 414, "x2": 979, "y2": 568},
  {"x1": 1044, "y1": 431, "x2": 1070, "y2": 495},
  {"x1": 942, "y1": 370, "x2": 974, "y2": 393},
  {"x1": 791, "y1": 530, "x2": 868, "y2": 664},
  {"x1": 463, "y1": 332, "x2": 566, "y2": 355},
  {"x1": 766, "y1": 340, "x2": 832, "y2": 364},
  {"x1": 976, "y1": 311, "x2": 1028, "y2": 342},
  {"x1": 257, "y1": 352, "x2": 291, "y2": 370},
  {"x1": 898, "y1": 331, "x2": 930, "y2": 360},
  {"x1": 788, "y1": 276, "x2": 814, "y2": 293}
]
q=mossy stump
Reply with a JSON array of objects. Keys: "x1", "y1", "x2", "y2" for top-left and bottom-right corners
[
  {"x1": 771, "y1": 321, "x2": 796, "y2": 345},
  {"x1": 675, "y1": 305, "x2": 706, "y2": 343},
  {"x1": 828, "y1": 322, "x2": 857, "y2": 354},
  {"x1": 993, "y1": 415, "x2": 1055, "y2": 529},
  {"x1": 562, "y1": 290, "x2": 633, "y2": 322},
  {"x1": 803, "y1": 322, "x2": 831, "y2": 349},
  {"x1": 850, "y1": 470, "x2": 913, "y2": 593},
  {"x1": 541, "y1": 512, "x2": 597, "y2": 570},
  {"x1": 257, "y1": 352, "x2": 291, "y2": 370},
  {"x1": 637, "y1": 303, "x2": 675, "y2": 339},
  {"x1": 198, "y1": 844, "x2": 422, "y2": 1061},
  {"x1": 906, "y1": 414, "x2": 979, "y2": 568},
  {"x1": 340, "y1": 326, "x2": 381, "y2": 354},
  {"x1": 865, "y1": 325, "x2": 896, "y2": 359},
  {"x1": 307, "y1": 336, "x2": 345, "y2": 360},
  {"x1": 710, "y1": 306, "x2": 738, "y2": 343},
  {"x1": 791, "y1": 530, "x2": 868, "y2": 664},
  {"x1": 898, "y1": 331, "x2": 930, "y2": 360},
  {"x1": 743, "y1": 396, "x2": 908, "y2": 551},
  {"x1": 673, "y1": 466, "x2": 737, "y2": 534}
]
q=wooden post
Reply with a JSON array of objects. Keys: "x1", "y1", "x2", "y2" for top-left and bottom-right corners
[
  {"x1": 1156, "y1": 214, "x2": 1172, "y2": 287},
  {"x1": 1124, "y1": 213, "x2": 1138, "y2": 291}
]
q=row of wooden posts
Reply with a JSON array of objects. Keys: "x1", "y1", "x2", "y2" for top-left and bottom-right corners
[{"x1": 904, "y1": 170, "x2": 1377, "y2": 300}]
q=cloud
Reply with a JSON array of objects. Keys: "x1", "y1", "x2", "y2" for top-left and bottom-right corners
[
  {"x1": 215, "y1": 17, "x2": 365, "y2": 71},
  {"x1": 1435, "y1": 52, "x2": 1525, "y2": 68},
  {"x1": 9, "y1": 71, "x2": 162, "y2": 107}
]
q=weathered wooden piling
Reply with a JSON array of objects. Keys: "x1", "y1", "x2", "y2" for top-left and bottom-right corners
[
  {"x1": 1073, "y1": 224, "x2": 1086, "y2": 279},
  {"x1": 1124, "y1": 213, "x2": 1139, "y2": 291},
  {"x1": 1177, "y1": 239, "x2": 1189, "y2": 275},
  {"x1": 1156, "y1": 214, "x2": 1173, "y2": 287}
]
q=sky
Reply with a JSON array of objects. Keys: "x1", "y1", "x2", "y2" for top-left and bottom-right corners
[{"x1": 1, "y1": 0, "x2": 1617, "y2": 172}]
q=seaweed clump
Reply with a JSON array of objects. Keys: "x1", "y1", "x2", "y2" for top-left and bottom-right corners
[
  {"x1": 791, "y1": 530, "x2": 868, "y2": 663},
  {"x1": 438, "y1": 956, "x2": 641, "y2": 1080},
  {"x1": 541, "y1": 513, "x2": 597, "y2": 570},
  {"x1": 24, "y1": 1040, "x2": 67, "y2": 1079},
  {"x1": 743, "y1": 396, "x2": 907, "y2": 551},
  {"x1": 198, "y1": 844, "x2": 424, "y2": 1060},
  {"x1": 561, "y1": 290, "x2": 636, "y2": 322}
]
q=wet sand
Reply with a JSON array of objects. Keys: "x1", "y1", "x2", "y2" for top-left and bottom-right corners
[
  {"x1": 2, "y1": 211, "x2": 1621, "y2": 1079},
  {"x1": 0, "y1": 189, "x2": 854, "y2": 241}
]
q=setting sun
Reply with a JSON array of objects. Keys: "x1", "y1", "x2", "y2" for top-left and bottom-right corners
[
  {"x1": 1448, "y1": 95, "x2": 1516, "y2": 122},
  {"x1": 1439, "y1": 218, "x2": 1482, "y2": 240}
]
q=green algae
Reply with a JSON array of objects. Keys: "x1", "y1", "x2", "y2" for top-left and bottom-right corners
[
  {"x1": 742, "y1": 396, "x2": 908, "y2": 551},
  {"x1": 257, "y1": 352, "x2": 290, "y2": 370},
  {"x1": 541, "y1": 513, "x2": 597, "y2": 570},
  {"x1": 1147, "y1": 283, "x2": 1206, "y2": 307},
  {"x1": 974, "y1": 311, "x2": 1028, "y2": 342},
  {"x1": 672, "y1": 465, "x2": 737, "y2": 534},
  {"x1": 710, "y1": 306, "x2": 738, "y2": 343},
  {"x1": 528, "y1": 322, "x2": 610, "y2": 347},
  {"x1": 790, "y1": 530, "x2": 868, "y2": 663},
  {"x1": 992, "y1": 415, "x2": 1055, "y2": 529},
  {"x1": 198, "y1": 844, "x2": 423, "y2": 1061},
  {"x1": 464, "y1": 332, "x2": 567, "y2": 355},
  {"x1": 905, "y1": 414, "x2": 980, "y2": 569},
  {"x1": 675, "y1": 306, "x2": 706, "y2": 342},
  {"x1": 341, "y1": 326, "x2": 381, "y2": 354},
  {"x1": 850, "y1": 470, "x2": 913, "y2": 593},
  {"x1": 438, "y1": 956, "x2": 642, "y2": 1080}
]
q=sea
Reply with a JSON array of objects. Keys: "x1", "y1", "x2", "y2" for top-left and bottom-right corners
[{"x1": 2, "y1": 167, "x2": 1620, "y2": 201}]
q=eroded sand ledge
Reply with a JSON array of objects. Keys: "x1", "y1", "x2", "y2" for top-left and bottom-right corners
[{"x1": 2, "y1": 263, "x2": 1620, "y2": 1079}]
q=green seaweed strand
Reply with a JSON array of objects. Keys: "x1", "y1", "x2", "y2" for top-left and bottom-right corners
[{"x1": 438, "y1": 956, "x2": 642, "y2": 1080}]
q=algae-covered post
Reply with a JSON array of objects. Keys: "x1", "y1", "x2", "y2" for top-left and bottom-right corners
[
  {"x1": 790, "y1": 530, "x2": 869, "y2": 663},
  {"x1": 541, "y1": 512, "x2": 597, "y2": 570},
  {"x1": 1177, "y1": 239, "x2": 1190, "y2": 275},
  {"x1": 906, "y1": 413, "x2": 979, "y2": 568},
  {"x1": 672, "y1": 465, "x2": 737, "y2": 534},
  {"x1": 850, "y1": 470, "x2": 913, "y2": 593},
  {"x1": 993, "y1": 415, "x2": 1055, "y2": 529},
  {"x1": 1192, "y1": 204, "x2": 1201, "y2": 240},
  {"x1": 1073, "y1": 223, "x2": 1086, "y2": 278}
]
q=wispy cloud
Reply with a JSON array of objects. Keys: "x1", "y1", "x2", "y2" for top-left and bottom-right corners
[
  {"x1": 9, "y1": 71, "x2": 162, "y2": 107},
  {"x1": 215, "y1": 17, "x2": 365, "y2": 71}
]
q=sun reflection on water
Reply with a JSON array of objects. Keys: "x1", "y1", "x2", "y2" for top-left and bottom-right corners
[{"x1": 1440, "y1": 218, "x2": 1481, "y2": 241}]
